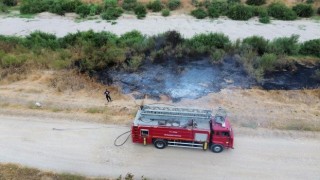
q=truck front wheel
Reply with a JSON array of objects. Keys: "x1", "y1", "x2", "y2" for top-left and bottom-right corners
[
  {"x1": 154, "y1": 139, "x2": 167, "y2": 149},
  {"x1": 211, "y1": 144, "x2": 223, "y2": 153}
]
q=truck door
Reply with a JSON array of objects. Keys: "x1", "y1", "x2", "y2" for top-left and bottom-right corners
[{"x1": 213, "y1": 131, "x2": 232, "y2": 148}]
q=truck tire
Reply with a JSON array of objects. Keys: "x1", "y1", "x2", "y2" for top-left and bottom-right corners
[
  {"x1": 211, "y1": 144, "x2": 223, "y2": 153},
  {"x1": 154, "y1": 139, "x2": 167, "y2": 149}
]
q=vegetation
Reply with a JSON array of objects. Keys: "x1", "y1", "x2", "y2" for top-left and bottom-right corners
[
  {"x1": 246, "y1": 0, "x2": 266, "y2": 6},
  {"x1": 191, "y1": 8, "x2": 208, "y2": 19},
  {"x1": 167, "y1": 0, "x2": 181, "y2": 10},
  {"x1": 147, "y1": 0, "x2": 163, "y2": 12},
  {"x1": 122, "y1": 0, "x2": 137, "y2": 11},
  {"x1": 0, "y1": 163, "x2": 140, "y2": 180},
  {"x1": 2, "y1": 0, "x2": 17, "y2": 6},
  {"x1": 268, "y1": 2, "x2": 297, "y2": 20},
  {"x1": 0, "y1": 30, "x2": 319, "y2": 83},
  {"x1": 134, "y1": 4, "x2": 147, "y2": 19},
  {"x1": 300, "y1": 39, "x2": 320, "y2": 57},
  {"x1": 318, "y1": 7, "x2": 320, "y2": 15},
  {"x1": 292, "y1": 3, "x2": 313, "y2": 17},
  {"x1": 227, "y1": 4, "x2": 254, "y2": 20},
  {"x1": 101, "y1": 7, "x2": 123, "y2": 20},
  {"x1": 162, "y1": 9, "x2": 170, "y2": 17}
]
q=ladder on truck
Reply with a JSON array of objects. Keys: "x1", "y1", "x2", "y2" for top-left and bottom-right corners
[{"x1": 140, "y1": 105, "x2": 212, "y2": 120}]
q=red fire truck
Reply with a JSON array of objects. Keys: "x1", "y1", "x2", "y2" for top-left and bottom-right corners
[{"x1": 131, "y1": 105, "x2": 234, "y2": 153}]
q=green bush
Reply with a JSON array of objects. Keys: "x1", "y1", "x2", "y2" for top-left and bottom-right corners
[
  {"x1": 3, "y1": 0, "x2": 17, "y2": 6},
  {"x1": 242, "y1": 36, "x2": 268, "y2": 55},
  {"x1": 188, "y1": 33, "x2": 230, "y2": 54},
  {"x1": 258, "y1": 53, "x2": 277, "y2": 73},
  {"x1": 258, "y1": 8, "x2": 270, "y2": 23},
  {"x1": 62, "y1": 0, "x2": 83, "y2": 12},
  {"x1": 268, "y1": 3, "x2": 297, "y2": 20},
  {"x1": 147, "y1": 0, "x2": 163, "y2": 12},
  {"x1": 104, "y1": 0, "x2": 117, "y2": 9},
  {"x1": 306, "y1": 0, "x2": 314, "y2": 4},
  {"x1": 76, "y1": 4, "x2": 91, "y2": 17},
  {"x1": 134, "y1": 4, "x2": 147, "y2": 19},
  {"x1": 191, "y1": 8, "x2": 208, "y2": 19},
  {"x1": 227, "y1": 0, "x2": 240, "y2": 3},
  {"x1": 25, "y1": 31, "x2": 60, "y2": 49},
  {"x1": 0, "y1": 2, "x2": 8, "y2": 13},
  {"x1": 208, "y1": 1, "x2": 229, "y2": 16},
  {"x1": 292, "y1": 4, "x2": 313, "y2": 17},
  {"x1": 20, "y1": 0, "x2": 49, "y2": 14},
  {"x1": 267, "y1": 35, "x2": 300, "y2": 55},
  {"x1": 168, "y1": 0, "x2": 181, "y2": 10},
  {"x1": 246, "y1": 0, "x2": 265, "y2": 6},
  {"x1": 122, "y1": 0, "x2": 137, "y2": 11},
  {"x1": 210, "y1": 49, "x2": 225, "y2": 64},
  {"x1": 227, "y1": 4, "x2": 254, "y2": 20},
  {"x1": 0, "y1": 54, "x2": 27, "y2": 68},
  {"x1": 162, "y1": 9, "x2": 170, "y2": 16},
  {"x1": 318, "y1": 7, "x2": 320, "y2": 15},
  {"x1": 300, "y1": 39, "x2": 320, "y2": 57},
  {"x1": 101, "y1": 7, "x2": 123, "y2": 20},
  {"x1": 119, "y1": 30, "x2": 144, "y2": 47}
]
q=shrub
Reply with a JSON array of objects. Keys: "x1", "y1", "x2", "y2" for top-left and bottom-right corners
[
  {"x1": 0, "y1": 54, "x2": 26, "y2": 68},
  {"x1": 210, "y1": 49, "x2": 225, "y2": 64},
  {"x1": 62, "y1": 0, "x2": 83, "y2": 12},
  {"x1": 87, "y1": 4, "x2": 103, "y2": 16},
  {"x1": 318, "y1": 7, "x2": 320, "y2": 15},
  {"x1": 49, "y1": 0, "x2": 66, "y2": 15},
  {"x1": 76, "y1": 4, "x2": 91, "y2": 17},
  {"x1": 258, "y1": 8, "x2": 270, "y2": 24},
  {"x1": 227, "y1": 0, "x2": 240, "y2": 3},
  {"x1": 134, "y1": 4, "x2": 147, "y2": 19},
  {"x1": 191, "y1": 8, "x2": 208, "y2": 19},
  {"x1": 300, "y1": 39, "x2": 320, "y2": 57},
  {"x1": 119, "y1": 30, "x2": 144, "y2": 47},
  {"x1": 20, "y1": 0, "x2": 49, "y2": 14},
  {"x1": 24, "y1": 31, "x2": 60, "y2": 49},
  {"x1": 258, "y1": 53, "x2": 277, "y2": 73},
  {"x1": 188, "y1": 33, "x2": 230, "y2": 54},
  {"x1": 3, "y1": 0, "x2": 17, "y2": 6},
  {"x1": 246, "y1": 0, "x2": 266, "y2": 6},
  {"x1": 242, "y1": 36, "x2": 268, "y2": 55},
  {"x1": 268, "y1": 3, "x2": 297, "y2": 20},
  {"x1": 164, "y1": 31, "x2": 183, "y2": 47},
  {"x1": 306, "y1": 0, "x2": 314, "y2": 4},
  {"x1": 162, "y1": 9, "x2": 170, "y2": 16},
  {"x1": 227, "y1": 4, "x2": 254, "y2": 20},
  {"x1": 147, "y1": 0, "x2": 163, "y2": 12},
  {"x1": 259, "y1": 15, "x2": 270, "y2": 23},
  {"x1": 292, "y1": 4, "x2": 313, "y2": 17},
  {"x1": 122, "y1": 0, "x2": 137, "y2": 11},
  {"x1": 208, "y1": 1, "x2": 229, "y2": 16},
  {"x1": 0, "y1": 2, "x2": 8, "y2": 13},
  {"x1": 101, "y1": 7, "x2": 123, "y2": 20},
  {"x1": 104, "y1": 0, "x2": 117, "y2": 9},
  {"x1": 267, "y1": 35, "x2": 300, "y2": 55},
  {"x1": 168, "y1": 0, "x2": 181, "y2": 10}
]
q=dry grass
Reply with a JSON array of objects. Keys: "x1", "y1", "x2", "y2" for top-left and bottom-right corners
[
  {"x1": 0, "y1": 163, "x2": 142, "y2": 180},
  {"x1": 0, "y1": 163, "x2": 107, "y2": 180}
]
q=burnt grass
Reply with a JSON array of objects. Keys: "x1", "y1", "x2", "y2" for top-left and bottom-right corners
[{"x1": 98, "y1": 57, "x2": 320, "y2": 101}]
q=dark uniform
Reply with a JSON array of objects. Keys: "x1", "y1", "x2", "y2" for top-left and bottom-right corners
[{"x1": 104, "y1": 89, "x2": 112, "y2": 102}]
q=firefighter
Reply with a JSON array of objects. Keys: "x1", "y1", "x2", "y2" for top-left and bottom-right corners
[{"x1": 104, "y1": 89, "x2": 112, "y2": 102}]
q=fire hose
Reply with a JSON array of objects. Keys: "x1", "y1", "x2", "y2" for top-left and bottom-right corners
[{"x1": 114, "y1": 130, "x2": 131, "y2": 146}]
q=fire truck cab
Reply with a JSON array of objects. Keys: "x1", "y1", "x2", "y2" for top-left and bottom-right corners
[{"x1": 131, "y1": 105, "x2": 234, "y2": 153}]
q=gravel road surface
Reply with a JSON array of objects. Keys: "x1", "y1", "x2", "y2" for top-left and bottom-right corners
[{"x1": 1, "y1": 115, "x2": 320, "y2": 179}]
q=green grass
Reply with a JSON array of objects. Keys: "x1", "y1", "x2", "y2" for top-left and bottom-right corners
[{"x1": 19, "y1": 13, "x2": 35, "y2": 19}]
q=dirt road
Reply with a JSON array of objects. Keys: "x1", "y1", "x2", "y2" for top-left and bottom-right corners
[
  {"x1": 1, "y1": 13, "x2": 320, "y2": 41},
  {"x1": 1, "y1": 114, "x2": 320, "y2": 179}
]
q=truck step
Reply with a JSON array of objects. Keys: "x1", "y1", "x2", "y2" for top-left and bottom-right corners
[
  {"x1": 167, "y1": 141, "x2": 204, "y2": 149},
  {"x1": 167, "y1": 144, "x2": 203, "y2": 149}
]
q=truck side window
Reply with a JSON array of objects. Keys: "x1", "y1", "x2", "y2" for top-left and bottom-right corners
[
  {"x1": 221, "y1": 132, "x2": 230, "y2": 137},
  {"x1": 141, "y1": 129, "x2": 149, "y2": 136}
]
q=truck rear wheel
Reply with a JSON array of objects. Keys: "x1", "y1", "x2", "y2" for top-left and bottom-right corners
[
  {"x1": 211, "y1": 144, "x2": 223, "y2": 153},
  {"x1": 154, "y1": 139, "x2": 167, "y2": 149}
]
